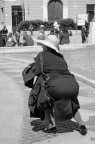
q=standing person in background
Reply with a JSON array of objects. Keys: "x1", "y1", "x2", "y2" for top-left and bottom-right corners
[
  {"x1": 59, "y1": 28, "x2": 72, "y2": 45},
  {"x1": 85, "y1": 20, "x2": 90, "y2": 36},
  {"x1": 2, "y1": 26, "x2": 8, "y2": 45},
  {"x1": 37, "y1": 25, "x2": 46, "y2": 40},
  {"x1": 85, "y1": 21, "x2": 90, "y2": 43},
  {"x1": 81, "y1": 26, "x2": 87, "y2": 43},
  {"x1": 53, "y1": 21, "x2": 60, "y2": 38},
  {"x1": 0, "y1": 30, "x2": 5, "y2": 47}
]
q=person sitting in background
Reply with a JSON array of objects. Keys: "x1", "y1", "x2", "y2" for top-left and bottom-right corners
[
  {"x1": 23, "y1": 31, "x2": 34, "y2": 46},
  {"x1": 19, "y1": 30, "x2": 27, "y2": 46},
  {"x1": 15, "y1": 30, "x2": 20, "y2": 46},
  {"x1": 28, "y1": 24, "x2": 33, "y2": 36},
  {"x1": 37, "y1": 25, "x2": 46, "y2": 40},
  {"x1": 59, "y1": 28, "x2": 72, "y2": 45},
  {"x1": 6, "y1": 32, "x2": 16, "y2": 47},
  {"x1": 0, "y1": 30, "x2": 5, "y2": 47}
]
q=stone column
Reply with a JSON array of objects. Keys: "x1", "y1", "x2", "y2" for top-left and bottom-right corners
[
  {"x1": 88, "y1": 5, "x2": 95, "y2": 43},
  {"x1": 21, "y1": 0, "x2": 25, "y2": 21}
]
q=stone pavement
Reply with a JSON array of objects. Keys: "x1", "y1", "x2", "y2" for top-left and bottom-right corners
[
  {"x1": 0, "y1": 47, "x2": 95, "y2": 144},
  {"x1": 0, "y1": 72, "x2": 24, "y2": 144}
]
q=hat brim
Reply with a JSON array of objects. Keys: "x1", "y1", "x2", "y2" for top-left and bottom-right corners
[{"x1": 36, "y1": 39, "x2": 60, "y2": 53}]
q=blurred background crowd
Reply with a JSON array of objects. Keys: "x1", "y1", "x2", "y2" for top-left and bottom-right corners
[{"x1": 0, "y1": 20, "x2": 89, "y2": 47}]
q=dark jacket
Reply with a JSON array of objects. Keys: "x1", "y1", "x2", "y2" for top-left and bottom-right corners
[
  {"x1": 34, "y1": 49, "x2": 71, "y2": 78},
  {"x1": 23, "y1": 34, "x2": 34, "y2": 46},
  {"x1": 34, "y1": 49, "x2": 79, "y2": 121},
  {"x1": 81, "y1": 27, "x2": 87, "y2": 38},
  {"x1": 59, "y1": 31, "x2": 72, "y2": 45},
  {"x1": 2, "y1": 28, "x2": 8, "y2": 34},
  {"x1": 0, "y1": 34, "x2": 5, "y2": 47}
]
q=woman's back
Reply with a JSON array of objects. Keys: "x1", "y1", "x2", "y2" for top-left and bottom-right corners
[{"x1": 35, "y1": 50, "x2": 71, "y2": 77}]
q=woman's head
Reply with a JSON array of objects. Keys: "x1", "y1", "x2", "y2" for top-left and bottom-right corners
[{"x1": 36, "y1": 35, "x2": 60, "y2": 53}]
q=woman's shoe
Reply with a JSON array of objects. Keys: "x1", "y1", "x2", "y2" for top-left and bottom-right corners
[
  {"x1": 43, "y1": 127, "x2": 57, "y2": 134},
  {"x1": 43, "y1": 123, "x2": 56, "y2": 134},
  {"x1": 79, "y1": 125, "x2": 87, "y2": 135},
  {"x1": 50, "y1": 127, "x2": 57, "y2": 134},
  {"x1": 43, "y1": 127, "x2": 51, "y2": 133},
  {"x1": 43, "y1": 123, "x2": 52, "y2": 133}
]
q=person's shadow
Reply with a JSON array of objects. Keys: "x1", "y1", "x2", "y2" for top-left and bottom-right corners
[{"x1": 30, "y1": 118, "x2": 79, "y2": 133}]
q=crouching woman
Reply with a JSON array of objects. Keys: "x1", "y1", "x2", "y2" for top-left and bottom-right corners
[{"x1": 34, "y1": 35, "x2": 87, "y2": 135}]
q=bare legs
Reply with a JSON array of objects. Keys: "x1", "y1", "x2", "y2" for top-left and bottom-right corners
[
  {"x1": 45, "y1": 107, "x2": 55, "y2": 129},
  {"x1": 45, "y1": 109, "x2": 85, "y2": 127},
  {"x1": 73, "y1": 110, "x2": 85, "y2": 126},
  {"x1": 73, "y1": 110, "x2": 87, "y2": 135}
]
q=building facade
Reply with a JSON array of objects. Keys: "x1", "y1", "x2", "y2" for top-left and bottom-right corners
[{"x1": 0, "y1": 0, "x2": 95, "y2": 32}]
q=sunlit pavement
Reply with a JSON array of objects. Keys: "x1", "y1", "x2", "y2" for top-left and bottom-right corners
[{"x1": 0, "y1": 46, "x2": 95, "y2": 144}]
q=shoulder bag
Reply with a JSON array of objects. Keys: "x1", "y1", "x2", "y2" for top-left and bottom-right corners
[
  {"x1": 22, "y1": 63, "x2": 35, "y2": 88},
  {"x1": 28, "y1": 53, "x2": 52, "y2": 120},
  {"x1": 37, "y1": 53, "x2": 52, "y2": 111}
]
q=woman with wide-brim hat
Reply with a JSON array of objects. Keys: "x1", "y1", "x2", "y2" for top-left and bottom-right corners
[{"x1": 34, "y1": 35, "x2": 87, "y2": 135}]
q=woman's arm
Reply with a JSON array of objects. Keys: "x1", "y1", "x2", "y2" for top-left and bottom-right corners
[{"x1": 34, "y1": 53, "x2": 42, "y2": 76}]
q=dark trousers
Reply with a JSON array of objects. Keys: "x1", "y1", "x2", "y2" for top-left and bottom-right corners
[{"x1": 82, "y1": 36, "x2": 86, "y2": 43}]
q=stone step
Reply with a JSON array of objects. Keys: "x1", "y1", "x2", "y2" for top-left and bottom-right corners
[{"x1": 0, "y1": 43, "x2": 95, "y2": 54}]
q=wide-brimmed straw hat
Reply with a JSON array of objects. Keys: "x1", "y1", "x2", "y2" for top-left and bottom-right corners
[{"x1": 36, "y1": 35, "x2": 60, "y2": 53}]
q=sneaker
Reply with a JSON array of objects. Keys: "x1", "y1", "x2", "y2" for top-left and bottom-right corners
[{"x1": 79, "y1": 125, "x2": 87, "y2": 135}]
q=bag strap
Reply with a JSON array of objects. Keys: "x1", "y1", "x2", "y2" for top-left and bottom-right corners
[
  {"x1": 39, "y1": 53, "x2": 50, "y2": 85},
  {"x1": 40, "y1": 52, "x2": 50, "y2": 81},
  {"x1": 39, "y1": 53, "x2": 45, "y2": 87},
  {"x1": 40, "y1": 53, "x2": 44, "y2": 75}
]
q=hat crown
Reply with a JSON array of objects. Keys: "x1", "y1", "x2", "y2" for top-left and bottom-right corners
[
  {"x1": 36, "y1": 34, "x2": 60, "y2": 53},
  {"x1": 46, "y1": 35, "x2": 59, "y2": 47}
]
